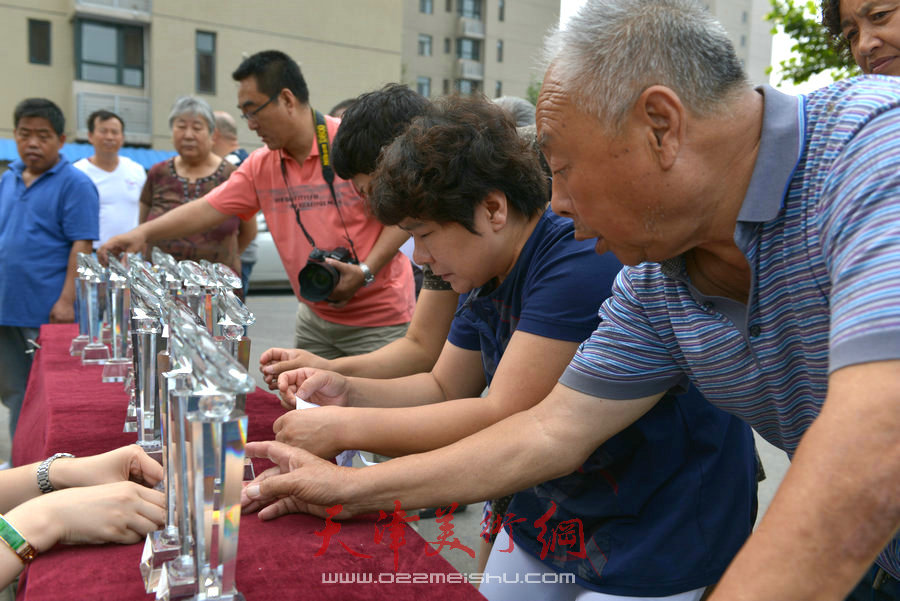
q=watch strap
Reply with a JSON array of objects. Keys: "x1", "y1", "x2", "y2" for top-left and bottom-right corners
[
  {"x1": 37, "y1": 452, "x2": 74, "y2": 494},
  {"x1": 358, "y1": 262, "x2": 375, "y2": 286}
]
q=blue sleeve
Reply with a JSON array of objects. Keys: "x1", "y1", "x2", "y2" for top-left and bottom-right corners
[
  {"x1": 60, "y1": 169, "x2": 100, "y2": 241},
  {"x1": 447, "y1": 293, "x2": 480, "y2": 351},
  {"x1": 517, "y1": 245, "x2": 620, "y2": 342}
]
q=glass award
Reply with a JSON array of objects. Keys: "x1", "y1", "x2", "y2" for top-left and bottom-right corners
[{"x1": 81, "y1": 254, "x2": 111, "y2": 364}]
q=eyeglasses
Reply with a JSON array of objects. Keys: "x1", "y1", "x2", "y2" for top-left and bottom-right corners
[{"x1": 239, "y1": 92, "x2": 279, "y2": 122}]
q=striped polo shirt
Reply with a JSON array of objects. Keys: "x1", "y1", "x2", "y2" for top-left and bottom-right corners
[{"x1": 560, "y1": 78, "x2": 900, "y2": 578}]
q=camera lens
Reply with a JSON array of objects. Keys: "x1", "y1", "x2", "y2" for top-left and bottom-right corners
[{"x1": 298, "y1": 262, "x2": 340, "y2": 302}]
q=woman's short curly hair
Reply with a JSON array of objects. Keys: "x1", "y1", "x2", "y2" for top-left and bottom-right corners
[
  {"x1": 821, "y1": 0, "x2": 843, "y2": 41},
  {"x1": 369, "y1": 95, "x2": 548, "y2": 233}
]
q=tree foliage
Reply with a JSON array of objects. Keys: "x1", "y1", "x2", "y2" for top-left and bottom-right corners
[{"x1": 765, "y1": 0, "x2": 859, "y2": 84}]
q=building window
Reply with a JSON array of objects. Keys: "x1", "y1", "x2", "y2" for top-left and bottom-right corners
[
  {"x1": 76, "y1": 19, "x2": 144, "y2": 87},
  {"x1": 494, "y1": 81, "x2": 502, "y2": 97},
  {"x1": 28, "y1": 19, "x2": 51, "y2": 65},
  {"x1": 458, "y1": 0, "x2": 482, "y2": 19},
  {"x1": 496, "y1": 39, "x2": 503, "y2": 62},
  {"x1": 196, "y1": 31, "x2": 216, "y2": 94},
  {"x1": 420, "y1": 0, "x2": 433, "y2": 14},
  {"x1": 417, "y1": 76, "x2": 432, "y2": 97},
  {"x1": 443, "y1": 78, "x2": 450, "y2": 94},
  {"x1": 740, "y1": 34, "x2": 746, "y2": 47},
  {"x1": 498, "y1": 0, "x2": 505, "y2": 21},
  {"x1": 742, "y1": 10, "x2": 748, "y2": 23},
  {"x1": 446, "y1": 0, "x2": 453, "y2": 12},
  {"x1": 418, "y1": 34, "x2": 433, "y2": 56},
  {"x1": 457, "y1": 79, "x2": 480, "y2": 94},
  {"x1": 457, "y1": 38, "x2": 481, "y2": 60},
  {"x1": 444, "y1": 37, "x2": 451, "y2": 53}
]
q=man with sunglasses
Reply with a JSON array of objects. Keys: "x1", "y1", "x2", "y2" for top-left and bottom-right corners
[{"x1": 100, "y1": 50, "x2": 414, "y2": 359}]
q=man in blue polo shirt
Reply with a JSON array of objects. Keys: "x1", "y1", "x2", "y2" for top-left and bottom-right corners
[{"x1": 0, "y1": 98, "x2": 98, "y2": 440}]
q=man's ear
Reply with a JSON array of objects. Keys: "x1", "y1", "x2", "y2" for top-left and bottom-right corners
[
  {"x1": 482, "y1": 190, "x2": 509, "y2": 231},
  {"x1": 634, "y1": 85, "x2": 684, "y2": 170}
]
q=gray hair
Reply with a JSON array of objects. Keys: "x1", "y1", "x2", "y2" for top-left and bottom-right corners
[
  {"x1": 167, "y1": 96, "x2": 216, "y2": 133},
  {"x1": 492, "y1": 96, "x2": 536, "y2": 127},
  {"x1": 543, "y1": 0, "x2": 747, "y2": 132}
]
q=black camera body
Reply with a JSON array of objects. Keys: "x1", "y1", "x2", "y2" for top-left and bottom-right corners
[{"x1": 297, "y1": 246, "x2": 357, "y2": 302}]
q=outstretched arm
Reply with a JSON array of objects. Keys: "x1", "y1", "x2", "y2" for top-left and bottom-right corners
[
  {"x1": 99, "y1": 198, "x2": 231, "y2": 263},
  {"x1": 260, "y1": 287, "x2": 458, "y2": 384},
  {"x1": 243, "y1": 384, "x2": 662, "y2": 520},
  {"x1": 274, "y1": 332, "x2": 579, "y2": 458},
  {"x1": 708, "y1": 359, "x2": 900, "y2": 601}
]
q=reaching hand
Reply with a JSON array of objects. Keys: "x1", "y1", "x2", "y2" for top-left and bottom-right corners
[
  {"x1": 241, "y1": 441, "x2": 355, "y2": 521},
  {"x1": 276, "y1": 368, "x2": 352, "y2": 410},
  {"x1": 259, "y1": 347, "x2": 331, "y2": 391},
  {"x1": 5, "y1": 481, "x2": 165, "y2": 552},
  {"x1": 50, "y1": 445, "x2": 164, "y2": 491},
  {"x1": 273, "y1": 406, "x2": 347, "y2": 459},
  {"x1": 97, "y1": 230, "x2": 147, "y2": 265}
]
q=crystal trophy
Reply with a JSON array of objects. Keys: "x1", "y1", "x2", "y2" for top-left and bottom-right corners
[
  {"x1": 214, "y1": 291, "x2": 255, "y2": 413},
  {"x1": 179, "y1": 260, "x2": 217, "y2": 334},
  {"x1": 141, "y1": 302, "x2": 199, "y2": 593},
  {"x1": 102, "y1": 255, "x2": 133, "y2": 381},
  {"x1": 130, "y1": 276, "x2": 166, "y2": 462},
  {"x1": 156, "y1": 306, "x2": 254, "y2": 601},
  {"x1": 69, "y1": 256, "x2": 90, "y2": 356},
  {"x1": 80, "y1": 254, "x2": 111, "y2": 364},
  {"x1": 152, "y1": 247, "x2": 184, "y2": 296}
]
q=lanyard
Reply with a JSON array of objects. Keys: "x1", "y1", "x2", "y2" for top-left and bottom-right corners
[{"x1": 279, "y1": 108, "x2": 359, "y2": 261}]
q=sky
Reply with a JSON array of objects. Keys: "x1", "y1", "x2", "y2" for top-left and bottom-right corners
[{"x1": 557, "y1": 0, "x2": 837, "y2": 95}]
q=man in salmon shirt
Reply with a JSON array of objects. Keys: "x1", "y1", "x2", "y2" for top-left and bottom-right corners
[{"x1": 99, "y1": 50, "x2": 414, "y2": 358}]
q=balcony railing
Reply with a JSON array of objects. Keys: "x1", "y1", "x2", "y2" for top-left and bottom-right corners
[
  {"x1": 76, "y1": 92, "x2": 152, "y2": 145},
  {"x1": 455, "y1": 59, "x2": 484, "y2": 81},
  {"x1": 457, "y1": 17, "x2": 485, "y2": 39},
  {"x1": 75, "y1": 0, "x2": 152, "y2": 14}
]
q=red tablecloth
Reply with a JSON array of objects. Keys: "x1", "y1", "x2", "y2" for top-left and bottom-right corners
[{"x1": 12, "y1": 324, "x2": 484, "y2": 601}]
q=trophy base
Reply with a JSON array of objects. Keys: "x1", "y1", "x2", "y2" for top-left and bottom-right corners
[
  {"x1": 141, "y1": 529, "x2": 181, "y2": 593},
  {"x1": 81, "y1": 343, "x2": 110, "y2": 365},
  {"x1": 124, "y1": 420, "x2": 138, "y2": 433},
  {"x1": 157, "y1": 555, "x2": 197, "y2": 601},
  {"x1": 243, "y1": 457, "x2": 256, "y2": 481},
  {"x1": 101, "y1": 324, "x2": 112, "y2": 346},
  {"x1": 69, "y1": 335, "x2": 89, "y2": 356},
  {"x1": 138, "y1": 439, "x2": 164, "y2": 465},
  {"x1": 102, "y1": 358, "x2": 132, "y2": 382}
]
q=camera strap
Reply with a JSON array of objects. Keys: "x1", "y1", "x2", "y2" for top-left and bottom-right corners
[{"x1": 278, "y1": 108, "x2": 360, "y2": 261}]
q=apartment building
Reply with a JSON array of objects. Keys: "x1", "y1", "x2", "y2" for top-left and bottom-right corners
[
  {"x1": 402, "y1": 0, "x2": 559, "y2": 101},
  {"x1": 704, "y1": 0, "x2": 774, "y2": 85},
  {"x1": 0, "y1": 0, "x2": 403, "y2": 151}
]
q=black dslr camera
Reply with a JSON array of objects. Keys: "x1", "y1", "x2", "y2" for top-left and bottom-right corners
[{"x1": 297, "y1": 247, "x2": 357, "y2": 302}]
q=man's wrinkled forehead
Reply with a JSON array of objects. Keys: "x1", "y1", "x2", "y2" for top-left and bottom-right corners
[{"x1": 535, "y1": 73, "x2": 571, "y2": 154}]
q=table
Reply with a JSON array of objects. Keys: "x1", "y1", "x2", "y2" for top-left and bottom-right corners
[{"x1": 12, "y1": 324, "x2": 485, "y2": 601}]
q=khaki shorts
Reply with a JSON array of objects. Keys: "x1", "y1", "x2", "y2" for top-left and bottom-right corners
[{"x1": 293, "y1": 302, "x2": 409, "y2": 360}]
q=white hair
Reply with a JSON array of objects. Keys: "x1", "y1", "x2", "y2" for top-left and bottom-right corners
[
  {"x1": 168, "y1": 96, "x2": 216, "y2": 133},
  {"x1": 491, "y1": 96, "x2": 536, "y2": 127},
  {"x1": 543, "y1": 0, "x2": 747, "y2": 131}
]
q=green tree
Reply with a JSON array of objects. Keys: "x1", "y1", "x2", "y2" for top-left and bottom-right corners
[
  {"x1": 765, "y1": 0, "x2": 859, "y2": 85},
  {"x1": 525, "y1": 76, "x2": 542, "y2": 106}
]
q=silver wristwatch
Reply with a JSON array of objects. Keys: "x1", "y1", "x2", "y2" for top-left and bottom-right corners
[
  {"x1": 37, "y1": 452, "x2": 74, "y2": 493},
  {"x1": 358, "y1": 262, "x2": 375, "y2": 286}
]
